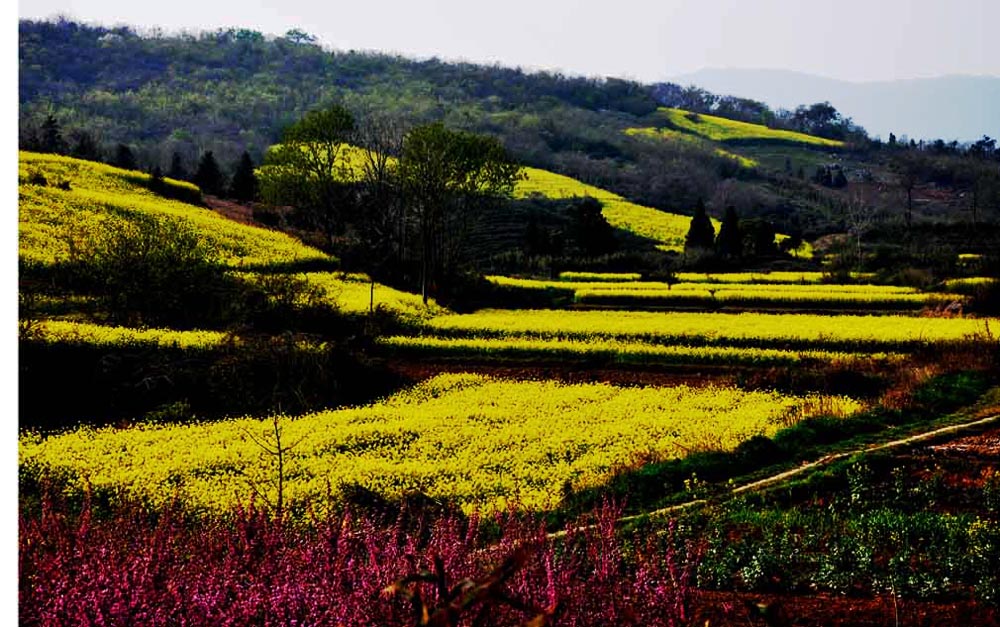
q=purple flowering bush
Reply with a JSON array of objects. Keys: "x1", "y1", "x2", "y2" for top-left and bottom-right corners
[{"x1": 20, "y1": 492, "x2": 699, "y2": 626}]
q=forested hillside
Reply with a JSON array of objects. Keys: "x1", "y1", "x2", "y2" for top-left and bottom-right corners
[
  {"x1": 18, "y1": 19, "x2": 857, "y2": 229},
  {"x1": 19, "y1": 18, "x2": 1000, "y2": 267}
]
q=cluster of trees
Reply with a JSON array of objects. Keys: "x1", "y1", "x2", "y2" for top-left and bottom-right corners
[
  {"x1": 684, "y1": 201, "x2": 790, "y2": 263},
  {"x1": 259, "y1": 105, "x2": 522, "y2": 303},
  {"x1": 812, "y1": 165, "x2": 848, "y2": 188},
  {"x1": 884, "y1": 136, "x2": 1000, "y2": 227},
  {"x1": 20, "y1": 113, "x2": 260, "y2": 202}
]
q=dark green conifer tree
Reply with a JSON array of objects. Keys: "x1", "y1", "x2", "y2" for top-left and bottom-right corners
[
  {"x1": 228, "y1": 151, "x2": 258, "y2": 202},
  {"x1": 40, "y1": 115, "x2": 66, "y2": 154},
  {"x1": 71, "y1": 130, "x2": 101, "y2": 162},
  {"x1": 168, "y1": 152, "x2": 187, "y2": 180},
  {"x1": 716, "y1": 205, "x2": 743, "y2": 259},
  {"x1": 684, "y1": 199, "x2": 715, "y2": 252},
  {"x1": 832, "y1": 167, "x2": 848, "y2": 188},
  {"x1": 193, "y1": 151, "x2": 225, "y2": 196},
  {"x1": 113, "y1": 143, "x2": 137, "y2": 170}
]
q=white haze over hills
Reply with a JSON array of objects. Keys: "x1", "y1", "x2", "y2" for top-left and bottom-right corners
[{"x1": 672, "y1": 69, "x2": 1000, "y2": 143}]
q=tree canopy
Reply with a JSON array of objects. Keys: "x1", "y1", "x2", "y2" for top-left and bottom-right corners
[
  {"x1": 398, "y1": 122, "x2": 522, "y2": 303},
  {"x1": 259, "y1": 104, "x2": 357, "y2": 244}
]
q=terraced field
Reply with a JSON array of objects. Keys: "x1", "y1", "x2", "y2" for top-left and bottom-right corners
[
  {"x1": 486, "y1": 275, "x2": 961, "y2": 313},
  {"x1": 421, "y1": 309, "x2": 988, "y2": 352},
  {"x1": 19, "y1": 150, "x2": 1000, "y2": 625}
]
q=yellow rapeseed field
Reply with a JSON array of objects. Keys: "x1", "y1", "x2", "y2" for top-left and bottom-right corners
[
  {"x1": 32, "y1": 320, "x2": 231, "y2": 350},
  {"x1": 673, "y1": 271, "x2": 876, "y2": 284},
  {"x1": 425, "y1": 309, "x2": 991, "y2": 351},
  {"x1": 485, "y1": 276, "x2": 959, "y2": 310},
  {"x1": 657, "y1": 108, "x2": 845, "y2": 147},
  {"x1": 19, "y1": 152, "x2": 332, "y2": 270},
  {"x1": 516, "y1": 167, "x2": 705, "y2": 252},
  {"x1": 20, "y1": 374, "x2": 862, "y2": 514},
  {"x1": 19, "y1": 153, "x2": 439, "y2": 319},
  {"x1": 379, "y1": 335, "x2": 903, "y2": 367}
]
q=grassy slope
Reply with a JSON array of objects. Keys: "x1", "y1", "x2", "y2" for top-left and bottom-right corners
[
  {"x1": 19, "y1": 152, "x2": 332, "y2": 270},
  {"x1": 518, "y1": 164, "x2": 811, "y2": 257},
  {"x1": 625, "y1": 108, "x2": 850, "y2": 181}
]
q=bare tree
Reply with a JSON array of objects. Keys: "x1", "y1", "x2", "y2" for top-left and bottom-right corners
[
  {"x1": 843, "y1": 188, "x2": 882, "y2": 265},
  {"x1": 890, "y1": 152, "x2": 926, "y2": 229}
]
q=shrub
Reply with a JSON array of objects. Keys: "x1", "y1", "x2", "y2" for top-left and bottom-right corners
[{"x1": 77, "y1": 213, "x2": 230, "y2": 327}]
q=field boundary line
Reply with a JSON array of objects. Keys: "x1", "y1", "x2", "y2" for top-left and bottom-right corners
[{"x1": 548, "y1": 412, "x2": 999, "y2": 539}]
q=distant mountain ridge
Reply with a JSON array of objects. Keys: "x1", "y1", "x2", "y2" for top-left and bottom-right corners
[{"x1": 672, "y1": 69, "x2": 1000, "y2": 142}]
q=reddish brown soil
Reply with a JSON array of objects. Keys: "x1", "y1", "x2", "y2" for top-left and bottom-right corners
[
  {"x1": 203, "y1": 196, "x2": 331, "y2": 252},
  {"x1": 203, "y1": 195, "x2": 257, "y2": 225},
  {"x1": 929, "y1": 426, "x2": 1000, "y2": 458},
  {"x1": 687, "y1": 590, "x2": 998, "y2": 627}
]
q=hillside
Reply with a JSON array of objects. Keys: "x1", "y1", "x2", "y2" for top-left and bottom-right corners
[
  {"x1": 16, "y1": 18, "x2": 855, "y2": 237},
  {"x1": 18, "y1": 18, "x2": 1000, "y2": 271},
  {"x1": 18, "y1": 151, "x2": 435, "y2": 321},
  {"x1": 18, "y1": 16, "x2": 1000, "y2": 627}
]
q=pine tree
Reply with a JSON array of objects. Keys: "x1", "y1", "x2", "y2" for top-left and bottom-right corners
[
  {"x1": 21, "y1": 125, "x2": 42, "y2": 152},
  {"x1": 228, "y1": 151, "x2": 258, "y2": 202},
  {"x1": 150, "y1": 165, "x2": 165, "y2": 192},
  {"x1": 71, "y1": 130, "x2": 101, "y2": 162},
  {"x1": 684, "y1": 199, "x2": 715, "y2": 252},
  {"x1": 113, "y1": 143, "x2": 137, "y2": 170},
  {"x1": 40, "y1": 115, "x2": 67, "y2": 154},
  {"x1": 716, "y1": 205, "x2": 742, "y2": 259},
  {"x1": 168, "y1": 152, "x2": 187, "y2": 180},
  {"x1": 193, "y1": 151, "x2": 225, "y2": 196}
]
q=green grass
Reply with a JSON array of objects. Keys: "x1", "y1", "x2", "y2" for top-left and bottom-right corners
[{"x1": 730, "y1": 144, "x2": 836, "y2": 174}]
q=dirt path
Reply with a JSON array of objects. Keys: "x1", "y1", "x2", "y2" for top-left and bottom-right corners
[
  {"x1": 550, "y1": 412, "x2": 1000, "y2": 537},
  {"x1": 729, "y1": 412, "x2": 1000, "y2": 497}
]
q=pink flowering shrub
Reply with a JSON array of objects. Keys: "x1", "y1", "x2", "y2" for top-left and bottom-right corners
[{"x1": 20, "y1": 493, "x2": 700, "y2": 626}]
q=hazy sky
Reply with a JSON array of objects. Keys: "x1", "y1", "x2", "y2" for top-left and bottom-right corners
[{"x1": 16, "y1": 0, "x2": 1000, "y2": 83}]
